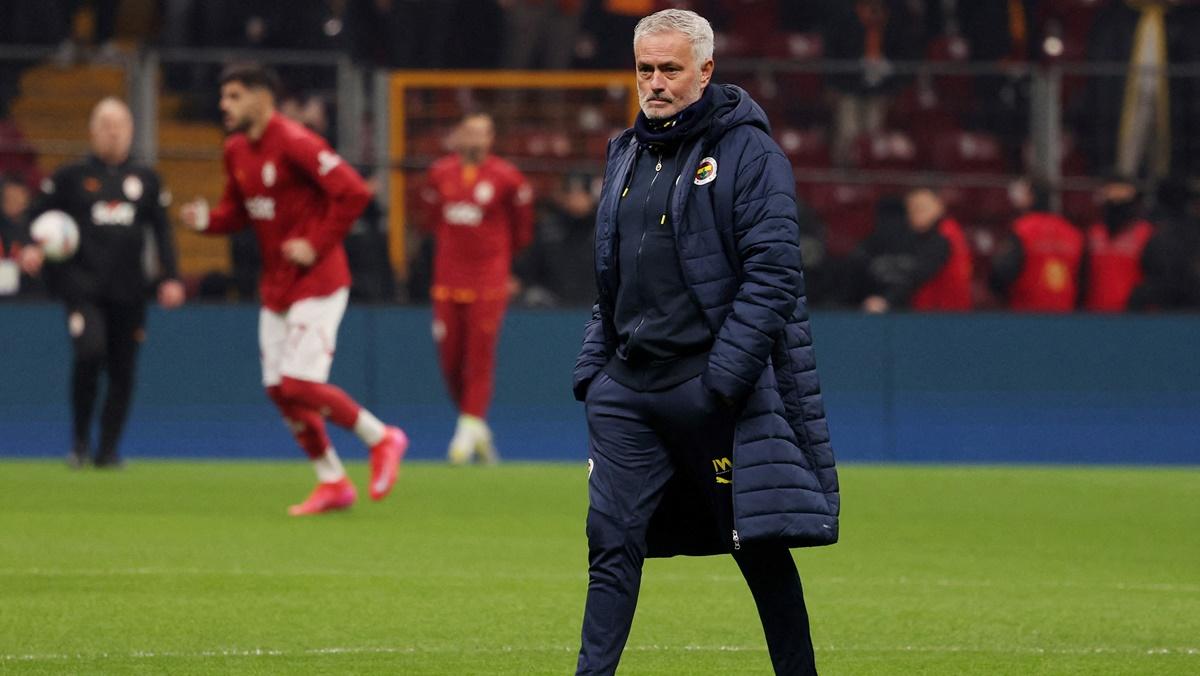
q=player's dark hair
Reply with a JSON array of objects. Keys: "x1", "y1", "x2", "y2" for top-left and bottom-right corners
[{"x1": 219, "y1": 62, "x2": 282, "y2": 98}]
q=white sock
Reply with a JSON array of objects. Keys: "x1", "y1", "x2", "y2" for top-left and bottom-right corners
[
  {"x1": 450, "y1": 415, "x2": 477, "y2": 445},
  {"x1": 354, "y1": 409, "x2": 386, "y2": 446},
  {"x1": 457, "y1": 413, "x2": 485, "y2": 433},
  {"x1": 312, "y1": 448, "x2": 346, "y2": 483}
]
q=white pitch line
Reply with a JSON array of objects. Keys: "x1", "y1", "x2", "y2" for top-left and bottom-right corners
[
  {"x1": 1, "y1": 568, "x2": 1197, "y2": 594},
  {"x1": 2, "y1": 644, "x2": 1197, "y2": 663},
  {"x1": 0, "y1": 567, "x2": 587, "y2": 581},
  {"x1": 818, "y1": 576, "x2": 1200, "y2": 594}
]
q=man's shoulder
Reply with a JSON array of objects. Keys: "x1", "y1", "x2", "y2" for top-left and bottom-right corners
[
  {"x1": 125, "y1": 163, "x2": 161, "y2": 182},
  {"x1": 52, "y1": 159, "x2": 89, "y2": 180},
  {"x1": 714, "y1": 123, "x2": 783, "y2": 164},
  {"x1": 40, "y1": 160, "x2": 88, "y2": 195},
  {"x1": 271, "y1": 114, "x2": 315, "y2": 143},
  {"x1": 223, "y1": 133, "x2": 249, "y2": 156},
  {"x1": 606, "y1": 130, "x2": 636, "y2": 157}
]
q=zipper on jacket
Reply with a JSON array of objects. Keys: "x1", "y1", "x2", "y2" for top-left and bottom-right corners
[
  {"x1": 732, "y1": 529, "x2": 741, "y2": 551},
  {"x1": 629, "y1": 147, "x2": 664, "y2": 346}
]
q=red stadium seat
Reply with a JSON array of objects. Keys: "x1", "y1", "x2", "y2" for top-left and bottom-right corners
[
  {"x1": 713, "y1": 31, "x2": 755, "y2": 59},
  {"x1": 849, "y1": 130, "x2": 919, "y2": 171},
  {"x1": 762, "y1": 32, "x2": 825, "y2": 61},
  {"x1": 938, "y1": 185, "x2": 1014, "y2": 229},
  {"x1": 971, "y1": 187, "x2": 1016, "y2": 227},
  {"x1": 926, "y1": 35, "x2": 976, "y2": 104},
  {"x1": 716, "y1": 0, "x2": 783, "y2": 57},
  {"x1": 932, "y1": 130, "x2": 1009, "y2": 174},
  {"x1": 524, "y1": 131, "x2": 573, "y2": 159},
  {"x1": 769, "y1": 33, "x2": 826, "y2": 110},
  {"x1": 776, "y1": 127, "x2": 831, "y2": 169},
  {"x1": 888, "y1": 84, "x2": 963, "y2": 164},
  {"x1": 802, "y1": 181, "x2": 879, "y2": 256},
  {"x1": 584, "y1": 130, "x2": 622, "y2": 159}
]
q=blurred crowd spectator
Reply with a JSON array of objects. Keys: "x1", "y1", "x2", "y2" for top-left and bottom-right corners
[
  {"x1": 515, "y1": 171, "x2": 599, "y2": 307},
  {"x1": 4, "y1": 0, "x2": 1200, "y2": 311},
  {"x1": 0, "y1": 173, "x2": 45, "y2": 298}
]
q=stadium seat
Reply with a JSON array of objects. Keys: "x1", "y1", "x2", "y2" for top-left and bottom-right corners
[
  {"x1": 939, "y1": 185, "x2": 1014, "y2": 229},
  {"x1": 931, "y1": 130, "x2": 1010, "y2": 174},
  {"x1": 524, "y1": 131, "x2": 573, "y2": 159},
  {"x1": 776, "y1": 127, "x2": 831, "y2": 169},
  {"x1": 848, "y1": 130, "x2": 919, "y2": 172},
  {"x1": 925, "y1": 35, "x2": 977, "y2": 105},
  {"x1": 887, "y1": 83, "x2": 963, "y2": 165},
  {"x1": 583, "y1": 130, "x2": 622, "y2": 159},
  {"x1": 716, "y1": 0, "x2": 783, "y2": 58},
  {"x1": 802, "y1": 181, "x2": 878, "y2": 256},
  {"x1": 763, "y1": 32, "x2": 826, "y2": 102}
]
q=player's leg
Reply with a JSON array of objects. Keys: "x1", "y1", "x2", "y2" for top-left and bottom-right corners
[
  {"x1": 576, "y1": 373, "x2": 674, "y2": 676},
  {"x1": 659, "y1": 375, "x2": 817, "y2": 675},
  {"x1": 434, "y1": 298, "x2": 474, "y2": 462},
  {"x1": 94, "y1": 301, "x2": 147, "y2": 468},
  {"x1": 455, "y1": 296, "x2": 507, "y2": 463},
  {"x1": 261, "y1": 303, "x2": 355, "y2": 515},
  {"x1": 276, "y1": 288, "x2": 406, "y2": 501},
  {"x1": 261, "y1": 304, "x2": 332, "y2": 461},
  {"x1": 432, "y1": 296, "x2": 466, "y2": 408},
  {"x1": 66, "y1": 302, "x2": 105, "y2": 468},
  {"x1": 732, "y1": 547, "x2": 817, "y2": 676}
]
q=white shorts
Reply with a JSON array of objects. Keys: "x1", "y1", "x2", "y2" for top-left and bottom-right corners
[{"x1": 259, "y1": 288, "x2": 349, "y2": 387}]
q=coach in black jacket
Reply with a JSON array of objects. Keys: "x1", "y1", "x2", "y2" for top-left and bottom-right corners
[
  {"x1": 21, "y1": 97, "x2": 184, "y2": 468},
  {"x1": 572, "y1": 9, "x2": 839, "y2": 676}
]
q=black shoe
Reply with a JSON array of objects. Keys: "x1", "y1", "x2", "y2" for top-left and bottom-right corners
[
  {"x1": 92, "y1": 451, "x2": 125, "y2": 470},
  {"x1": 67, "y1": 441, "x2": 89, "y2": 469}
]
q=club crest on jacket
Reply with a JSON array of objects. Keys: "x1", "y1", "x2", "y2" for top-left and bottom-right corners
[{"x1": 694, "y1": 157, "x2": 717, "y2": 185}]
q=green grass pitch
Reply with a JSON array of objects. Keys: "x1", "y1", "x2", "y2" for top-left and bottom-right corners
[{"x1": 1, "y1": 460, "x2": 1197, "y2": 675}]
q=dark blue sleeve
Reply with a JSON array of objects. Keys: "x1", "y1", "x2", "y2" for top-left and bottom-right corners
[
  {"x1": 703, "y1": 146, "x2": 802, "y2": 404},
  {"x1": 572, "y1": 302, "x2": 610, "y2": 401}
]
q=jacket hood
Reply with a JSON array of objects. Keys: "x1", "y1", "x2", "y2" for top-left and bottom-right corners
[{"x1": 704, "y1": 83, "x2": 771, "y2": 140}]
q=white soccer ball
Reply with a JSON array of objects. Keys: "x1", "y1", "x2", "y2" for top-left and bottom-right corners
[{"x1": 30, "y1": 210, "x2": 80, "y2": 262}]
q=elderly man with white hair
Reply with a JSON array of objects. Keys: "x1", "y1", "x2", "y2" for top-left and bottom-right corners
[{"x1": 572, "y1": 9, "x2": 839, "y2": 675}]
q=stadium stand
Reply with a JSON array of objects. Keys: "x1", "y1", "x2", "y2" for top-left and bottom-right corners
[{"x1": 3, "y1": 0, "x2": 1200, "y2": 311}]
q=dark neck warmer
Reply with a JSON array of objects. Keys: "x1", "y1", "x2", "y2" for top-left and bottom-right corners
[{"x1": 633, "y1": 86, "x2": 715, "y2": 148}]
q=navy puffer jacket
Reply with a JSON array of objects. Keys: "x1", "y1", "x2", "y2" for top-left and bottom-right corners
[{"x1": 573, "y1": 84, "x2": 840, "y2": 553}]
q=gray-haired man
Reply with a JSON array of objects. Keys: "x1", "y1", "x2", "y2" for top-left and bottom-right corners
[{"x1": 573, "y1": 9, "x2": 838, "y2": 676}]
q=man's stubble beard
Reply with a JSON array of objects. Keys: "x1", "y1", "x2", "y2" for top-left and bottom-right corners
[{"x1": 640, "y1": 82, "x2": 703, "y2": 120}]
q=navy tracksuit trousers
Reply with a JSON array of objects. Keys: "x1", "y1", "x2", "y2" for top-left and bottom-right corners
[{"x1": 576, "y1": 372, "x2": 817, "y2": 675}]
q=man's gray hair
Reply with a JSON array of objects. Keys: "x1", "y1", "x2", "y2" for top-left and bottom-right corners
[{"x1": 633, "y1": 9, "x2": 714, "y2": 66}]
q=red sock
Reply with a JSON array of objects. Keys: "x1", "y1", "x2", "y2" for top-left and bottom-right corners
[
  {"x1": 266, "y1": 385, "x2": 330, "y2": 460},
  {"x1": 278, "y1": 376, "x2": 362, "y2": 429}
]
